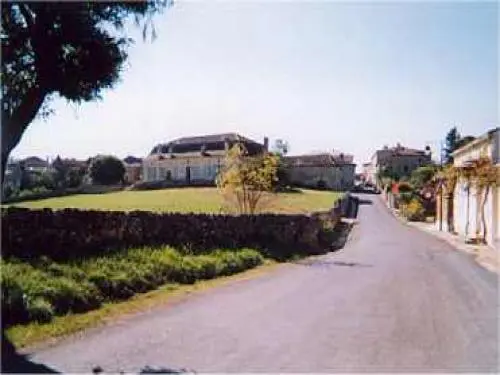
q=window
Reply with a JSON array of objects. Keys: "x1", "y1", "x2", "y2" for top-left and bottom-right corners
[
  {"x1": 403, "y1": 165, "x2": 409, "y2": 173},
  {"x1": 159, "y1": 167, "x2": 166, "y2": 180},
  {"x1": 190, "y1": 166, "x2": 200, "y2": 180}
]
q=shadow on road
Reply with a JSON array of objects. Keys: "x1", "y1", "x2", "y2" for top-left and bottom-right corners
[
  {"x1": 296, "y1": 259, "x2": 372, "y2": 268},
  {"x1": 1, "y1": 332, "x2": 59, "y2": 373},
  {"x1": 357, "y1": 198, "x2": 373, "y2": 205},
  {"x1": 139, "y1": 366, "x2": 195, "y2": 374}
]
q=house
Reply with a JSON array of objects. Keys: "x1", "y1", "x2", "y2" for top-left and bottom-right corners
[
  {"x1": 20, "y1": 156, "x2": 50, "y2": 173},
  {"x1": 142, "y1": 133, "x2": 268, "y2": 184},
  {"x1": 123, "y1": 156, "x2": 143, "y2": 184},
  {"x1": 367, "y1": 144, "x2": 432, "y2": 185},
  {"x1": 449, "y1": 127, "x2": 499, "y2": 249},
  {"x1": 283, "y1": 152, "x2": 356, "y2": 191}
]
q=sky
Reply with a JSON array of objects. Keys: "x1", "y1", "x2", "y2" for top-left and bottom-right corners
[{"x1": 12, "y1": 0, "x2": 499, "y2": 167}]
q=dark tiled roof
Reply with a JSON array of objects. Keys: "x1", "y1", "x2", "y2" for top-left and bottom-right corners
[
  {"x1": 284, "y1": 154, "x2": 336, "y2": 167},
  {"x1": 123, "y1": 156, "x2": 143, "y2": 165},
  {"x1": 285, "y1": 153, "x2": 354, "y2": 167},
  {"x1": 150, "y1": 133, "x2": 264, "y2": 156},
  {"x1": 21, "y1": 156, "x2": 47, "y2": 166},
  {"x1": 378, "y1": 147, "x2": 428, "y2": 157}
]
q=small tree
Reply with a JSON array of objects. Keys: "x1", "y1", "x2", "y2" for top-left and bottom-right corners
[
  {"x1": 410, "y1": 165, "x2": 437, "y2": 190},
  {"x1": 89, "y1": 155, "x2": 125, "y2": 185},
  {"x1": 217, "y1": 144, "x2": 279, "y2": 214}
]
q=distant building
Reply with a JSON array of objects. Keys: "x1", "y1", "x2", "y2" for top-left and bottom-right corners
[
  {"x1": 142, "y1": 133, "x2": 268, "y2": 184},
  {"x1": 367, "y1": 144, "x2": 432, "y2": 184},
  {"x1": 20, "y1": 156, "x2": 50, "y2": 173},
  {"x1": 283, "y1": 152, "x2": 356, "y2": 191},
  {"x1": 123, "y1": 156, "x2": 143, "y2": 184}
]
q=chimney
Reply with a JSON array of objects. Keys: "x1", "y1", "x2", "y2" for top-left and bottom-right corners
[{"x1": 263, "y1": 137, "x2": 269, "y2": 151}]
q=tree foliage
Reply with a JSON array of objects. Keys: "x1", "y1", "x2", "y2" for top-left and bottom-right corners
[
  {"x1": 438, "y1": 156, "x2": 499, "y2": 243},
  {"x1": 1, "y1": 1, "x2": 170, "y2": 183},
  {"x1": 410, "y1": 165, "x2": 438, "y2": 190},
  {"x1": 89, "y1": 155, "x2": 125, "y2": 185},
  {"x1": 444, "y1": 127, "x2": 460, "y2": 164},
  {"x1": 443, "y1": 127, "x2": 475, "y2": 165},
  {"x1": 216, "y1": 144, "x2": 279, "y2": 214}
]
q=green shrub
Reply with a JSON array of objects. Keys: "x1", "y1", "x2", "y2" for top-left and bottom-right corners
[
  {"x1": 401, "y1": 198, "x2": 425, "y2": 221},
  {"x1": 399, "y1": 191, "x2": 414, "y2": 204},
  {"x1": 26, "y1": 297, "x2": 54, "y2": 323},
  {"x1": 1, "y1": 247, "x2": 264, "y2": 326},
  {"x1": 397, "y1": 182, "x2": 413, "y2": 193}
]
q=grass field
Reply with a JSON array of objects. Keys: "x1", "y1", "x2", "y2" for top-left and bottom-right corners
[{"x1": 6, "y1": 188, "x2": 342, "y2": 214}]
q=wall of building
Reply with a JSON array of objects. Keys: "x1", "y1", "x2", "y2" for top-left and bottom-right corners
[
  {"x1": 287, "y1": 165, "x2": 355, "y2": 190},
  {"x1": 143, "y1": 156, "x2": 224, "y2": 183}
]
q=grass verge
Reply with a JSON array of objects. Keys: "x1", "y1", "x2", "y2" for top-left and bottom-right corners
[{"x1": 6, "y1": 259, "x2": 281, "y2": 350}]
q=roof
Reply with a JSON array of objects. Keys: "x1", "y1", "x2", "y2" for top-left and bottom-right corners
[
  {"x1": 21, "y1": 156, "x2": 47, "y2": 166},
  {"x1": 451, "y1": 127, "x2": 499, "y2": 157},
  {"x1": 149, "y1": 133, "x2": 265, "y2": 156},
  {"x1": 284, "y1": 153, "x2": 355, "y2": 167},
  {"x1": 373, "y1": 145, "x2": 430, "y2": 160},
  {"x1": 123, "y1": 156, "x2": 143, "y2": 165}
]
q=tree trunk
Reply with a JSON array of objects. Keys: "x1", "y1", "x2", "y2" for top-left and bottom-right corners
[{"x1": 1, "y1": 86, "x2": 46, "y2": 187}]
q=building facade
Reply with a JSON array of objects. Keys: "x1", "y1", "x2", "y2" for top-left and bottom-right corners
[
  {"x1": 367, "y1": 144, "x2": 432, "y2": 185},
  {"x1": 123, "y1": 156, "x2": 143, "y2": 184},
  {"x1": 142, "y1": 133, "x2": 268, "y2": 184},
  {"x1": 451, "y1": 128, "x2": 499, "y2": 249},
  {"x1": 283, "y1": 153, "x2": 356, "y2": 191}
]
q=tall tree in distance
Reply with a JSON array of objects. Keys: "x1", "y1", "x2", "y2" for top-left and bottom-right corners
[
  {"x1": 1, "y1": 1, "x2": 171, "y2": 184},
  {"x1": 444, "y1": 127, "x2": 461, "y2": 165},
  {"x1": 443, "y1": 127, "x2": 476, "y2": 165}
]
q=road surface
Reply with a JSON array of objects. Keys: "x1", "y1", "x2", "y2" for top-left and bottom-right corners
[{"x1": 28, "y1": 194, "x2": 499, "y2": 372}]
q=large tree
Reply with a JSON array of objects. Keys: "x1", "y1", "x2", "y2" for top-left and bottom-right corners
[
  {"x1": 443, "y1": 127, "x2": 476, "y2": 165},
  {"x1": 444, "y1": 127, "x2": 461, "y2": 164},
  {"x1": 1, "y1": 1, "x2": 169, "y2": 184}
]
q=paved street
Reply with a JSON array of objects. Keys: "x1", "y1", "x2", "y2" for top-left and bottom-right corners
[{"x1": 28, "y1": 194, "x2": 499, "y2": 373}]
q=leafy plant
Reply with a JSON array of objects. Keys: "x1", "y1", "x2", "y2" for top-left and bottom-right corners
[
  {"x1": 216, "y1": 144, "x2": 279, "y2": 214},
  {"x1": 400, "y1": 198, "x2": 425, "y2": 221},
  {"x1": 89, "y1": 155, "x2": 126, "y2": 185},
  {"x1": 1, "y1": 247, "x2": 265, "y2": 326},
  {"x1": 1, "y1": 1, "x2": 170, "y2": 183}
]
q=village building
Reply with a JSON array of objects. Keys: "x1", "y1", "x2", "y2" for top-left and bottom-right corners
[{"x1": 142, "y1": 133, "x2": 268, "y2": 184}]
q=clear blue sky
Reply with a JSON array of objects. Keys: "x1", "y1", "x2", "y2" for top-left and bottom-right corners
[{"x1": 13, "y1": 0, "x2": 498, "y2": 166}]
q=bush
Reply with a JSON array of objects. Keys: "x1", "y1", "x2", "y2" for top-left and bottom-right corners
[
  {"x1": 397, "y1": 181, "x2": 413, "y2": 193},
  {"x1": 1, "y1": 201, "x2": 348, "y2": 261},
  {"x1": 26, "y1": 297, "x2": 54, "y2": 323},
  {"x1": 89, "y1": 155, "x2": 125, "y2": 185},
  {"x1": 399, "y1": 191, "x2": 414, "y2": 204},
  {"x1": 400, "y1": 198, "x2": 425, "y2": 221},
  {"x1": 1, "y1": 247, "x2": 264, "y2": 326}
]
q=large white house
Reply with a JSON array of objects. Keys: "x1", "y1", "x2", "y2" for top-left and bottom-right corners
[
  {"x1": 142, "y1": 133, "x2": 268, "y2": 184},
  {"x1": 451, "y1": 127, "x2": 500, "y2": 249}
]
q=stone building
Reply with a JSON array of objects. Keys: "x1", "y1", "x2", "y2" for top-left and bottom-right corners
[
  {"x1": 142, "y1": 133, "x2": 268, "y2": 184},
  {"x1": 366, "y1": 144, "x2": 432, "y2": 185},
  {"x1": 283, "y1": 152, "x2": 356, "y2": 191}
]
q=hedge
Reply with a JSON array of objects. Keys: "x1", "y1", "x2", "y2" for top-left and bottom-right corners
[
  {"x1": 1, "y1": 194, "x2": 355, "y2": 261},
  {"x1": 1, "y1": 248, "x2": 264, "y2": 326}
]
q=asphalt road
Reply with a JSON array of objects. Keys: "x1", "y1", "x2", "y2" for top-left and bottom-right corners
[{"x1": 28, "y1": 194, "x2": 499, "y2": 373}]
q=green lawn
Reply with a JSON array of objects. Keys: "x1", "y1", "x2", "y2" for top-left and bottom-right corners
[{"x1": 6, "y1": 188, "x2": 342, "y2": 214}]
